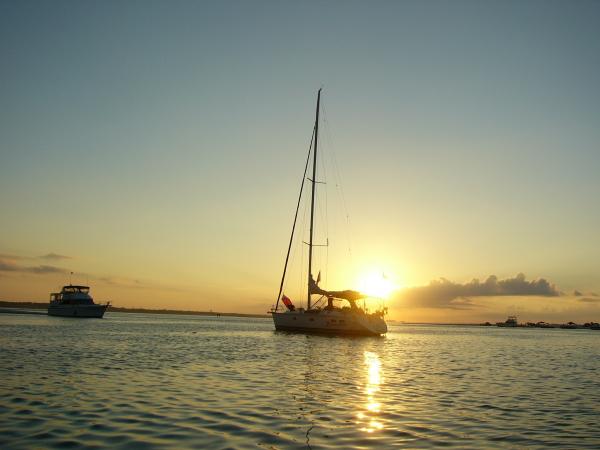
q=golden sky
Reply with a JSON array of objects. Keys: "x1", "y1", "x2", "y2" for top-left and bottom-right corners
[{"x1": 1, "y1": 2, "x2": 599, "y2": 323}]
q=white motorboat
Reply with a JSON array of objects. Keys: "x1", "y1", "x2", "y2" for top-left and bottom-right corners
[
  {"x1": 48, "y1": 285, "x2": 109, "y2": 318},
  {"x1": 270, "y1": 90, "x2": 387, "y2": 336}
]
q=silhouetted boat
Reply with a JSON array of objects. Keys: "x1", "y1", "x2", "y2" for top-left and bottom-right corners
[
  {"x1": 270, "y1": 90, "x2": 387, "y2": 336},
  {"x1": 48, "y1": 285, "x2": 109, "y2": 318},
  {"x1": 496, "y1": 316, "x2": 518, "y2": 327}
]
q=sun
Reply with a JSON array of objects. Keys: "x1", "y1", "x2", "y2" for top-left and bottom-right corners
[{"x1": 357, "y1": 271, "x2": 396, "y2": 299}]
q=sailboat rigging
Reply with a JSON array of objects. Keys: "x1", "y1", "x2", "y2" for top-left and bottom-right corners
[{"x1": 270, "y1": 90, "x2": 387, "y2": 336}]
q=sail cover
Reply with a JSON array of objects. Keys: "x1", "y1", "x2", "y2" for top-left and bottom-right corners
[
  {"x1": 309, "y1": 275, "x2": 365, "y2": 301},
  {"x1": 281, "y1": 295, "x2": 295, "y2": 311}
]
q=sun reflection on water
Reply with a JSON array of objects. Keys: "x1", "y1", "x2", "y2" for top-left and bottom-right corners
[{"x1": 358, "y1": 351, "x2": 384, "y2": 433}]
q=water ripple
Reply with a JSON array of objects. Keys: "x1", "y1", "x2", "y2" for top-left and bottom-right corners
[{"x1": 1, "y1": 314, "x2": 599, "y2": 448}]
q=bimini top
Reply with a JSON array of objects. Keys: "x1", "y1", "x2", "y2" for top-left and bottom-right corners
[
  {"x1": 61, "y1": 285, "x2": 90, "y2": 294},
  {"x1": 50, "y1": 284, "x2": 94, "y2": 305}
]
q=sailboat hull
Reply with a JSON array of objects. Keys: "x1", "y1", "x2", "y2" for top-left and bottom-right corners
[{"x1": 271, "y1": 310, "x2": 387, "y2": 336}]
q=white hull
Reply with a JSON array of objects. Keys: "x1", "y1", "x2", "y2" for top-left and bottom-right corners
[
  {"x1": 47, "y1": 304, "x2": 108, "y2": 318},
  {"x1": 271, "y1": 310, "x2": 387, "y2": 336}
]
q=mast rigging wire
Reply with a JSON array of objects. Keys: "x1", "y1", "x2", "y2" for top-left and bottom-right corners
[
  {"x1": 274, "y1": 125, "x2": 316, "y2": 311},
  {"x1": 322, "y1": 104, "x2": 355, "y2": 273}
]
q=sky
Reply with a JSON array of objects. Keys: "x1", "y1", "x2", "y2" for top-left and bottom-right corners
[{"x1": 1, "y1": 0, "x2": 599, "y2": 322}]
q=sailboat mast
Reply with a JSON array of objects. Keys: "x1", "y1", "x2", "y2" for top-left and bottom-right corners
[
  {"x1": 307, "y1": 88, "x2": 321, "y2": 309},
  {"x1": 274, "y1": 126, "x2": 315, "y2": 312}
]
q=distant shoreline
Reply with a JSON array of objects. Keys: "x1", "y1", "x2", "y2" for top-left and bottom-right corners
[
  {"x1": 1, "y1": 302, "x2": 596, "y2": 328},
  {"x1": 0, "y1": 302, "x2": 475, "y2": 324},
  {"x1": 0, "y1": 301, "x2": 270, "y2": 319}
]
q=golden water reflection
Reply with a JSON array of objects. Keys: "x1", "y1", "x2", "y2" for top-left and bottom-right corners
[{"x1": 357, "y1": 351, "x2": 384, "y2": 433}]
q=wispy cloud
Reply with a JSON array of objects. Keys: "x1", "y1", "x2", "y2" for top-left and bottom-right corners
[
  {"x1": 574, "y1": 290, "x2": 598, "y2": 299},
  {"x1": 1, "y1": 252, "x2": 71, "y2": 262},
  {"x1": 0, "y1": 257, "x2": 68, "y2": 275},
  {"x1": 96, "y1": 276, "x2": 189, "y2": 293},
  {"x1": 0, "y1": 259, "x2": 20, "y2": 271},
  {"x1": 39, "y1": 253, "x2": 71, "y2": 261},
  {"x1": 25, "y1": 265, "x2": 68, "y2": 274},
  {"x1": 0, "y1": 253, "x2": 182, "y2": 293},
  {"x1": 97, "y1": 276, "x2": 147, "y2": 289},
  {"x1": 578, "y1": 297, "x2": 600, "y2": 303},
  {"x1": 395, "y1": 273, "x2": 561, "y2": 309},
  {"x1": 0, "y1": 253, "x2": 27, "y2": 262}
]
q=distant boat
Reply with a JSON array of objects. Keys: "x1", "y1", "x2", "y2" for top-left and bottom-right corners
[
  {"x1": 496, "y1": 316, "x2": 518, "y2": 327},
  {"x1": 270, "y1": 90, "x2": 387, "y2": 336},
  {"x1": 48, "y1": 285, "x2": 109, "y2": 318}
]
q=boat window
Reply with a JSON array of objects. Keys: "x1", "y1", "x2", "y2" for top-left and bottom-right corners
[{"x1": 62, "y1": 286, "x2": 90, "y2": 294}]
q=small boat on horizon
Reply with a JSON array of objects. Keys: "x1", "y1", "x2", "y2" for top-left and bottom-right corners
[
  {"x1": 48, "y1": 285, "x2": 109, "y2": 318},
  {"x1": 496, "y1": 316, "x2": 518, "y2": 327},
  {"x1": 270, "y1": 90, "x2": 387, "y2": 336}
]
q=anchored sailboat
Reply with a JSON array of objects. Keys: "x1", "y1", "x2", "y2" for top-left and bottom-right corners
[{"x1": 270, "y1": 90, "x2": 387, "y2": 336}]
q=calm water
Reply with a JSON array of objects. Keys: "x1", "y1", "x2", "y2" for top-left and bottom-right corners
[{"x1": 1, "y1": 313, "x2": 599, "y2": 449}]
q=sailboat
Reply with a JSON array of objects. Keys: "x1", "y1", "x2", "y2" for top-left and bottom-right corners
[{"x1": 270, "y1": 90, "x2": 387, "y2": 336}]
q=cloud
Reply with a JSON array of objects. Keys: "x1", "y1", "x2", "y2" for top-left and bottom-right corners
[
  {"x1": 578, "y1": 297, "x2": 600, "y2": 303},
  {"x1": 39, "y1": 253, "x2": 71, "y2": 261},
  {"x1": 95, "y1": 275, "x2": 188, "y2": 293},
  {"x1": 0, "y1": 253, "x2": 26, "y2": 261},
  {"x1": 0, "y1": 259, "x2": 20, "y2": 271},
  {"x1": 0, "y1": 254, "x2": 180, "y2": 293},
  {"x1": 25, "y1": 265, "x2": 68, "y2": 274},
  {"x1": 97, "y1": 276, "x2": 147, "y2": 289},
  {"x1": 395, "y1": 273, "x2": 561, "y2": 309},
  {"x1": 0, "y1": 257, "x2": 68, "y2": 275}
]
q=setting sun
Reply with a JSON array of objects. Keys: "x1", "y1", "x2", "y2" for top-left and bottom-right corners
[{"x1": 357, "y1": 271, "x2": 396, "y2": 299}]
